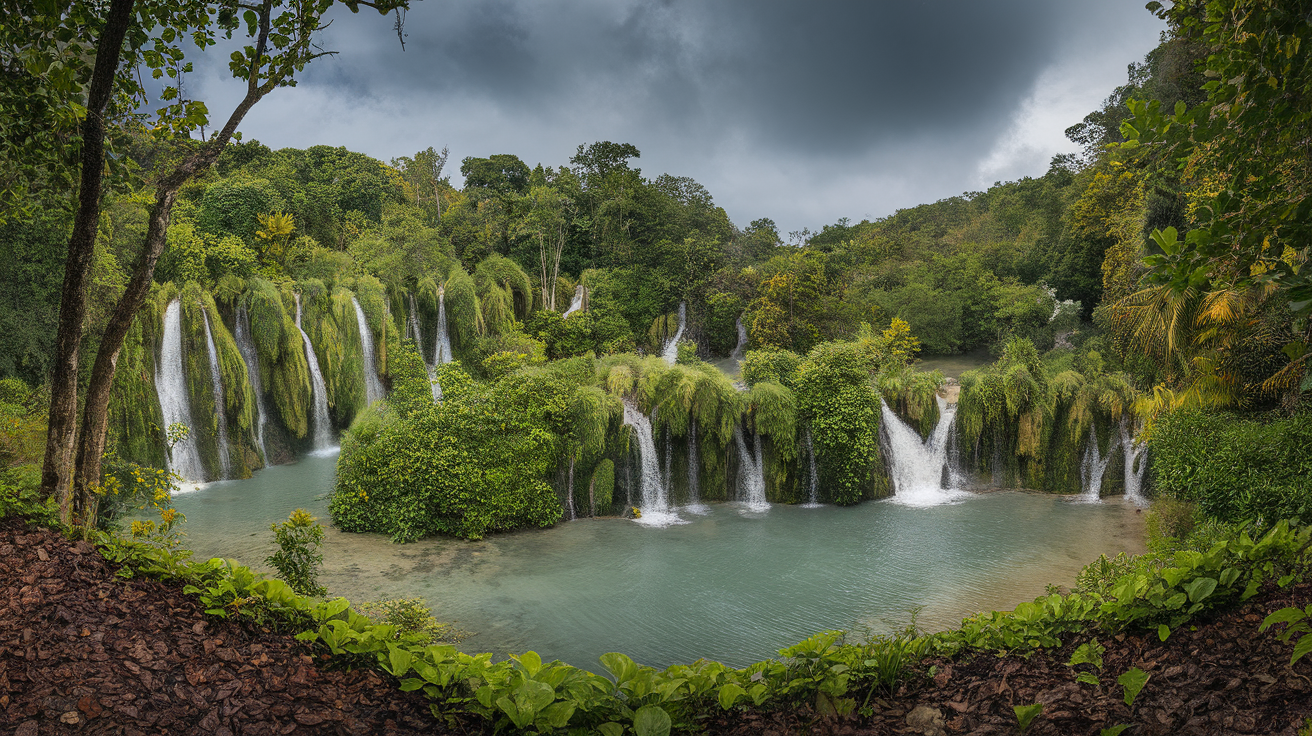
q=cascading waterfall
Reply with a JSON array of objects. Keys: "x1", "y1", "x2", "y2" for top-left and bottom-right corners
[
  {"x1": 562, "y1": 285, "x2": 585, "y2": 318},
  {"x1": 802, "y1": 428, "x2": 821, "y2": 507},
  {"x1": 621, "y1": 401, "x2": 682, "y2": 526},
  {"x1": 733, "y1": 426, "x2": 769, "y2": 511},
  {"x1": 1118, "y1": 418, "x2": 1149, "y2": 506},
  {"x1": 685, "y1": 420, "x2": 707, "y2": 513},
  {"x1": 663, "y1": 426, "x2": 673, "y2": 501},
  {"x1": 880, "y1": 397, "x2": 969, "y2": 506},
  {"x1": 407, "y1": 293, "x2": 424, "y2": 356},
  {"x1": 1079, "y1": 424, "x2": 1120, "y2": 502},
  {"x1": 352, "y1": 296, "x2": 385, "y2": 405},
  {"x1": 566, "y1": 458, "x2": 576, "y2": 521},
  {"x1": 662, "y1": 302, "x2": 687, "y2": 365},
  {"x1": 155, "y1": 300, "x2": 205, "y2": 484},
  {"x1": 430, "y1": 289, "x2": 453, "y2": 401},
  {"x1": 234, "y1": 306, "x2": 269, "y2": 462},
  {"x1": 294, "y1": 294, "x2": 334, "y2": 452},
  {"x1": 201, "y1": 311, "x2": 233, "y2": 480},
  {"x1": 730, "y1": 317, "x2": 748, "y2": 362}
]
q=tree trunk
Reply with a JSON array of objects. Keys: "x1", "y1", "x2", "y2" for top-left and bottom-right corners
[
  {"x1": 69, "y1": 7, "x2": 279, "y2": 527},
  {"x1": 588, "y1": 475, "x2": 596, "y2": 518},
  {"x1": 41, "y1": 0, "x2": 136, "y2": 522}
]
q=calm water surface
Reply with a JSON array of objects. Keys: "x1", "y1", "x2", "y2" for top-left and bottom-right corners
[{"x1": 171, "y1": 454, "x2": 1144, "y2": 671}]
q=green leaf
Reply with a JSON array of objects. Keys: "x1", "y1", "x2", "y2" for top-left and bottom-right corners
[
  {"x1": 1158, "y1": 624, "x2": 1171, "y2": 642},
  {"x1": 1183, "y1": 577, "x2": 1218, "y2": 603},
  {"x1": 385, "y1": 644, "x2": 412, "y2": 677},
  {"x1": 718, "y1": 683, "x2": 746, "y2": 710},
  {"x1": 541, "y1": 700, "x2": 575, "y2": 729},
  {"x1": 1100, "y1": 726, "x2": 1131, "y2": 736},
  {"x1": 1117, "y1": 667, "x2": 1151, "y2": 707},
  {"x1": 597, "y1": 724, "x2": 624, "y2": 736},
  {"x1": 1260, "y1": 607, "x2": 1308, "y2": 632},
  {"x1": 517, "y1": 650, "x2": 542, "y2": 677},
  {"x1": 633, "y1": 705, "x2": 672, "y2": 736},
  {"x1": 1013, "y1": 703, "x2": 1043, "y2": 732},
  {"x1": 601, "y1": 652, "x2": 638, "y2": 684},
  {"x1": 1076, "y1": 672, "x2": 1101, "y2": 686},
  {"x1": 1292, "y1": 635, "x2": 1312, "y2": 666}
]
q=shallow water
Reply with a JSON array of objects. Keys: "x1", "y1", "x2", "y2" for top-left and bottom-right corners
[
  {"x1": 915, "y1": 346, "x2": 994, "y2": 379},
  {"x1": 171, "y1": 455, "x2": 1144, "y2": 671}
]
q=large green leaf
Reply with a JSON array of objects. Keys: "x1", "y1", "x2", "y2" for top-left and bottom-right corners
[{"x1": 633, "y1": 705, "x2": 672, "y2": 736}]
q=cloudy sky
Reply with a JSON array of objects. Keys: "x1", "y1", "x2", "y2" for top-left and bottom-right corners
[{"x1": 187, "y1": 0, "x2": 1165, "y2": 234}]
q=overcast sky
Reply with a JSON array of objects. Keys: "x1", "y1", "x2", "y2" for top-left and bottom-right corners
[{"x1": 187, "y1": 0, "x2": 1165, "y2": 234}]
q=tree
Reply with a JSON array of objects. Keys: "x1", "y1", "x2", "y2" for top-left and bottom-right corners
[
  {"x1": 517, "y1": 185, "x2": 573, "y2": 310},
  {"x1": 460, "y1": 154, "x2": 530, "y2": 194},
  {"x1": 44, "y1": 0, "x2": 409, "y2": 527},
  {"x1": 392, "y1": 145, "x2": 449, "y2": 222}
]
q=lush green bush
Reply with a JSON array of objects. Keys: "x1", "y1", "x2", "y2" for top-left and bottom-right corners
[
  {"x1": 1150, "y1": 411, "x2": 1312, "y2": 524},
  {"x1": 266, "y1": 508, "x2": 327, "y2": 597},
  {"x1": 331, "y1": 345, "x2": 569, "y2": 540},
  {"x1": 794, "y1": 340, "x2": 889, "y2": 505}
]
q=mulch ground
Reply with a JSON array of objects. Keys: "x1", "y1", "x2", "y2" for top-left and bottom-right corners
[
  {"x1": 0, "y1": 519, "x2": 458, "y2": 736},
  {"x1": 708, "y1": 581, "x2": 1312, "y2": 735},
  {"x1": 3, "y1": 516, "x2": 1310, "y2": 736}
]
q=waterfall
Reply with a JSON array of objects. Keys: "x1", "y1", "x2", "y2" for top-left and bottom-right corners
[
  {"x1": 566, "y1": 458, "x2": 576, "y2": 521},
  {"x1": 407, "y1": 293, "x2": 424, "y2": 356},
  {"x1": 733, "y1": 425, "x2": 769, "y2": 511},
  {"x1": 1118, "y1": 418, "x2": 1149, "y2": 506},
  {"x1": 234, "y1": 306, "x2": 269, "y2": 463},
  {"x1": 802, "y1": 428, "x2": 821, "y2": 507},
  {"x1": 1079, "y1": 424, "x2": 1120, "y2": 502},
  {"x1": 663, "y1": 426, "x2": 673, "y2": 501},
  {"x1": 730, "y1": 317, "x2": 748, "y2": 362},
  {"x1": 880, "y1": 398, "x2": 969, "y2": 506},
  {"x1": 685, "y1": 420, "x2": 708, "y2": 513},
  {"x1": 430, "y1": 290, "x2": 453, "y2": 402},
  {"x1": 563, "y1": 285, "x2": 585, "y2": 318},
  {"x1": 294, "y1": 294, "x2": 334, "y2": 452},
  {"x1": 155, "y1": 299, "x2": 205, "y2": 484},
  {"x1": 352, "y1": 296, "x2": 385, "y2": 405},
  {"x1": 201, "y1": 311, "x2": 233, "y2": 480},
  {"x1": 621, "y1": 401, "x2": 683, "y2": 526},
  {"x1": 662, "y1": 302, "x2": 687, "y2": 365}
]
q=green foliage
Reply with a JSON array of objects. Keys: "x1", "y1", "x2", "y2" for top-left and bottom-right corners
[
  {"x1": 590, "y1": 459, "x2": 615, "y2": 515},
  {"x1": 246, "y1": 278, "x2": 312, "y2": 439},
  {"x1": 1260, "y1": 603, "x2": 1312, "y2": 667},
  {"x1": 1116, "y1": 667, "x2": 1149, "y2": 709},
  {"x1": 266, "y1": 508, "x2": 327, "y2": 597},
  {"x1": 359, "y1": 598, "x2": 459, "y2": 645},
  {"x1": 793, "y1": 340, "x2": 889, "y2": 504},
  {"x1": 740, "y1": 349, "x2": 801, "y2": 388},
  {"x1": 332, "y1": 357, "x2": 568, "y2": 540},
  {"x1": 1013, "y1": 703, "x2": 1043, "y2": 733},
  {"x1": 1150, "y1": 411, "x2": 1312, "y2": 524}
]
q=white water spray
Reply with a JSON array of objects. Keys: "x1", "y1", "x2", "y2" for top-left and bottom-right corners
[
  {"x1": 881, "y1": 398, "x2": 969, "y2": 506},
  {"x1": 622, "y1": 401, "x2": 683, "y2": 526},
  {"x1": 730, "y1": 317, "x2": 748, "y2": 363},
  {"x1": 662, "y1": 302, "x2": 687, "y2": 365},
  {"x1": 294, "y1": 294, "x2": 334, "y2": 452},
  {"x1": 407, "y1": 293, "x2": 424, "y2": 357},
  {"x1": 563, "y1": 285, "x2": 585, "y2": 318},
  {"x1": 201, "y1": 311, "x2": 232, "y2": 480},
  {"x1": 1079, "y1": 424, "x2": 1120, "y2": 502},
  {"x1": 155, "y1": 300, "x2": 205, "y2": 483},
  {"x1": 1118, "y1": 418, "x2": 1149, "y2": 506},
  {"x1": 352, "y1": 296, "x2": 385, "y2": 406},
  {"x1": 733, "y1": 426, "x2": 769, "y2": 512},
  {"x1": 430, "y1": 289, "x2": 453, "y2": 401},
  {"x1": 802, "y1": 428, "x2": 821, "y2": 507},
  {"x1": 684, "y1": 420, "x2": 708, "y2": 514},
  {"x1": 234, "y1": 306, "x2": 269, "y2": 462}
]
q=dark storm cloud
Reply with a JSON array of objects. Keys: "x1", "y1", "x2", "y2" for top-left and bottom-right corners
[{"x1": 190, "y1": 0, "x2": 1163, "y2": 230}]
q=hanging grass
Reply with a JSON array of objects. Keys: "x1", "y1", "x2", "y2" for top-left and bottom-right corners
[
  {"x1": 106, "y1": 289, "x2": 167, "y2": 469},
  {"x1": 302, "y1": 284, "x2": 367, "y2": 428},
  {"x1": 878, "y1": 367, "x2": 943, "y2": 440},
  {"x1": 474, "y1": 253, "x2": 534, "y2": 319},
  {"x1": 745, "y1": 381, "x2": 797, "y2": 462},
  {"x1": 590, "y1": 458, "x2": 615, "y2": 515},
  {"x1": 480, "y1": 284, "x2": 514, "y2": 336},
  {"x1": 444, "y1": 264, "x2": 483, "y2": 359},
  {"x1": 349, "y1": 274, "x2": 392, "y2": 380},
  {"x1": 245, "y1": 278, "x2": 311, "y2": 440}
]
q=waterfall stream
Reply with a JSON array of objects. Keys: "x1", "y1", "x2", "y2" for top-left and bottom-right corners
[
  {"x1": 234, "y1": 306, "x2": 269, "y2": 462},
  {"x1": 430, "y1": 290, "x2": 452, "y2": 401},
  {"x1": 562, "y1": 285, "x2": 585, "y2": 318},
  {"x1": 155, "y1": 299, "x2": 205, "y2": 483},
  {"x1": 622, "y1": 401, "x2": 683, "y2": 526},
  {"x1": 201, "y1": 311, "x2": 232, "y2": 480},
  {"x1": 294, "y1": 294, "x2": 334, "y2": 452},
  {"x1": 733, "y1": 426, "x2": 769, "y2": 512},
  {"x1": 1079, "y1": 424, "x2": 1120, "y2": 503},
  {"x1": 730, "y1": 317, "x2": 748, "y2": 363},
  {"x1": 407, "y1": 293, "x2": 424, "y2": 356},
  {"x1": 880, "y1": 398, "x2": 968, "y2": 506},
  {"x1": 352, "y1": 297, "x2": 385, "y2": 406},
  {"x1": 685, "y1": 420, "x2": 707, "y2": 513},
  {"x1": 1118, "y1": 418, "x2": 1149, "y2": 506},
  {"x1": 802, "y1": 428, "x2": 821, "y2": 507},
  {"x1": 662, "y1": 302, "x2": 687, "y2": 365}
]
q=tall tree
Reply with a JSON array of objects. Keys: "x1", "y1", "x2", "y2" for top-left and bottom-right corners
[{"x1": 40, "y1": 0, "x2": 409, "y2": 527}]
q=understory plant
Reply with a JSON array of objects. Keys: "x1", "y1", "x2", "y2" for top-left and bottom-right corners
[{"x1": 266, "y1": 508, "x2": 327, "y2": 597}]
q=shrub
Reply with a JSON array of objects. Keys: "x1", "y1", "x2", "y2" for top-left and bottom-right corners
[
  {"x1": 266, "y1": 509, "x2": 327, "y2": 596},
  {"x1": 358, "y1": 598, "x2": 460, "y2": 644},
  {"x1": 1151, "y1": 411, "x2": 1312, "y2": 525}
]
